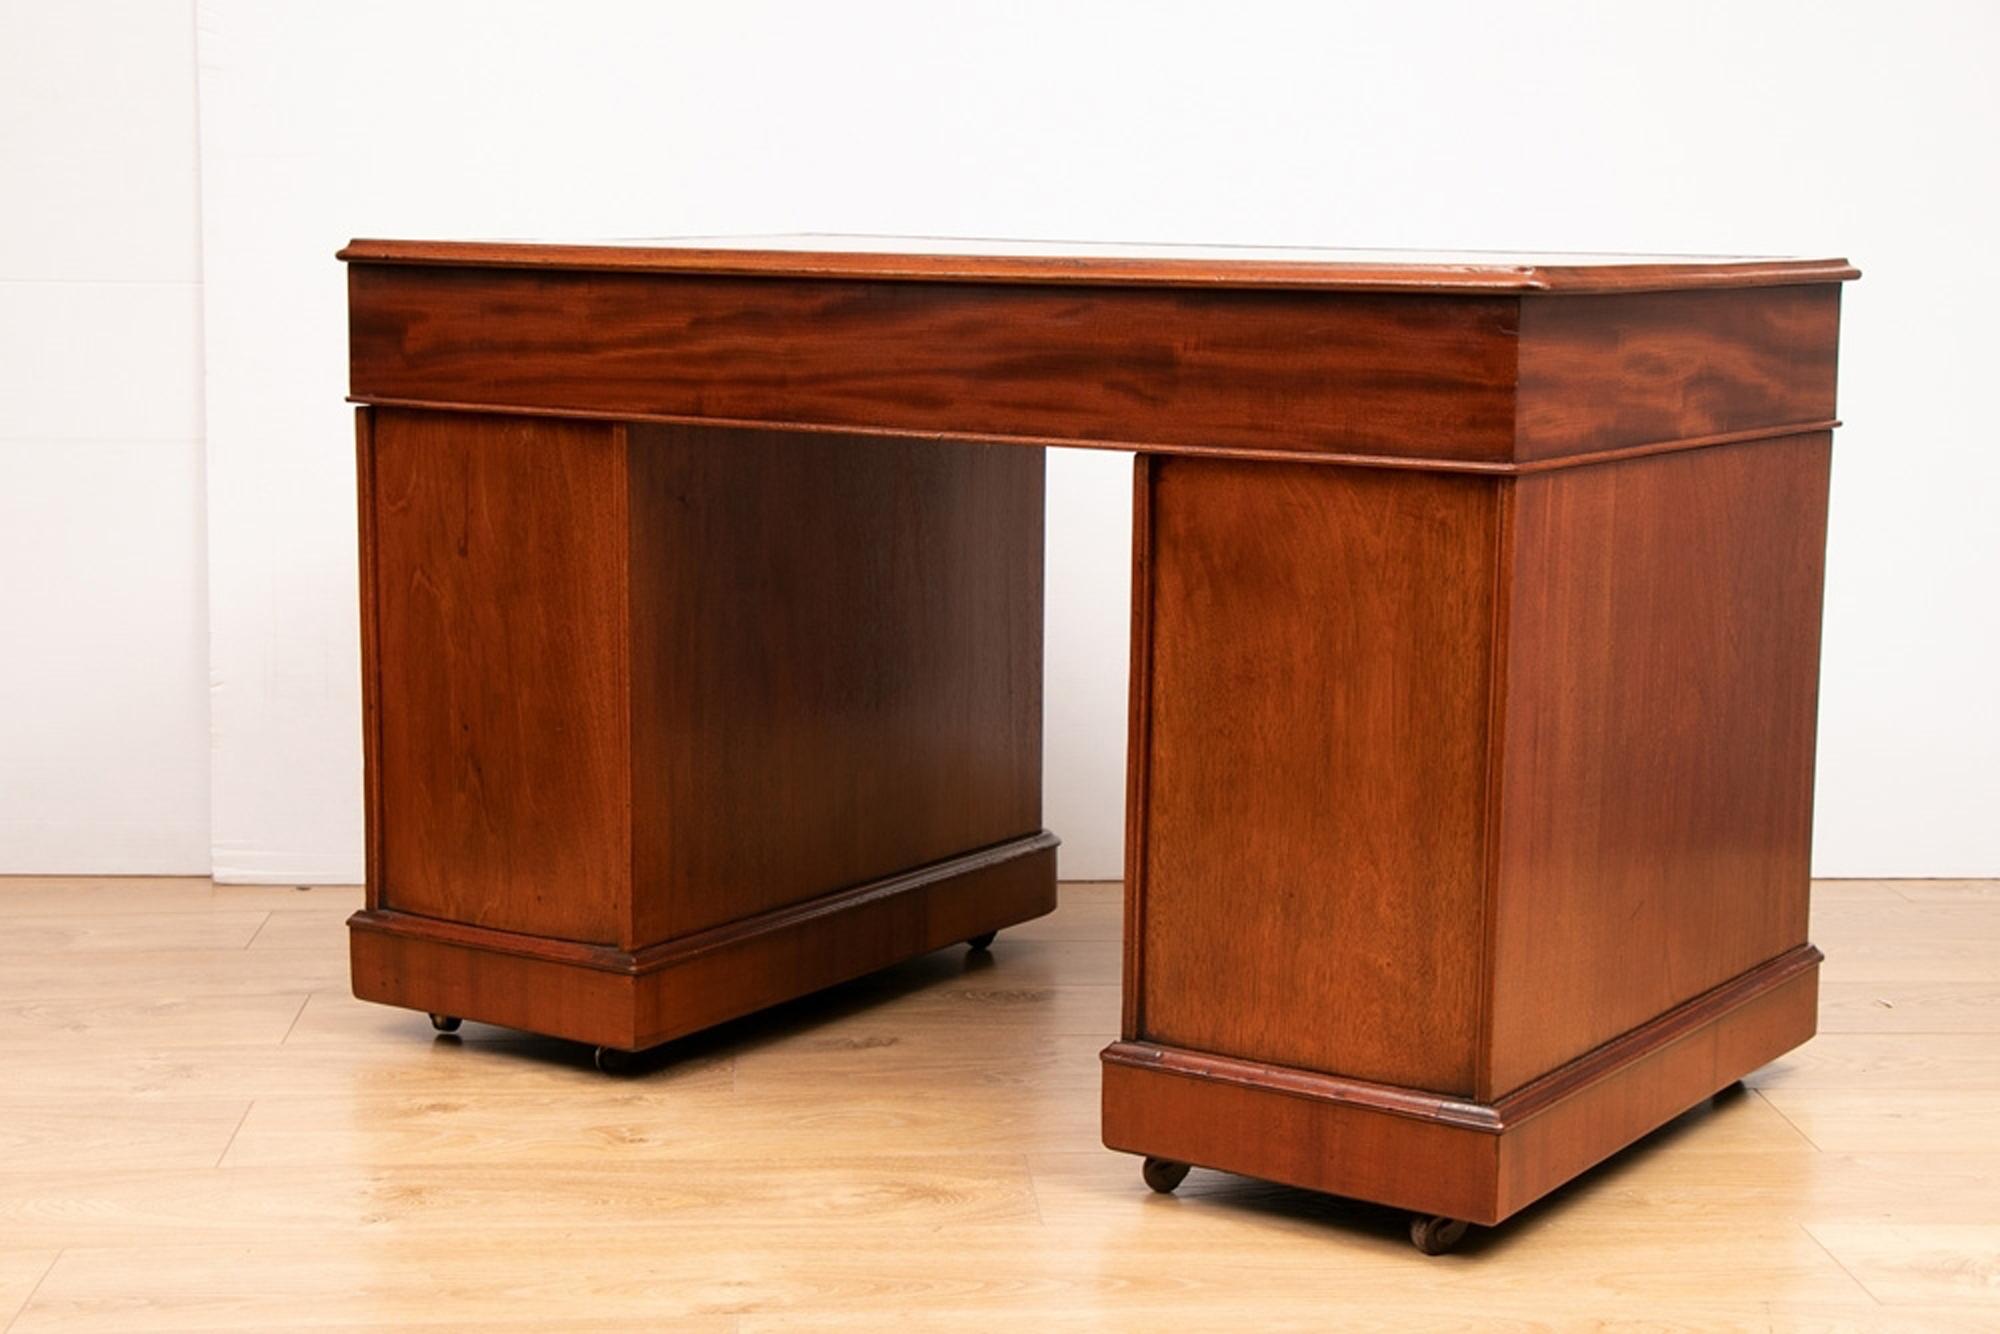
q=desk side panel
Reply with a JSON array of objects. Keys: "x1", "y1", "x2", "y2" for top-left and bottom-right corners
[
  {"x1": 347, "y1": 264, "x2": 1521, "y2": 463},
  {"x1": 1516, "y1": 286, "x2": 1842, "y2": 462},
  {"x1": 1133, "y1": 459, "x2": 1497, "y2": 1095},
  {"x1": 1485, "y1": 434, "x2": 1831, "y2": 1097},
  {"x1": 626, "y1": 425, "x2": 1045, "y2": 943},
  {"x1": 369, "y1": 408, "x2": 633, "y2": 944}
]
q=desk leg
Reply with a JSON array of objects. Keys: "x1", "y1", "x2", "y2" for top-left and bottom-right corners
[
  {"x1": 1104, "y1": 440, "x2": 1829, "y2": 1239},
  {"x1": 349, "y1": 408, "x2": 1056, "y2": 1054}
]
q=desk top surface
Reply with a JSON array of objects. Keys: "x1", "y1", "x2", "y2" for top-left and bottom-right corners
[{"x1": 339, "y1": 234, "x2": 1857, "y2": 295}]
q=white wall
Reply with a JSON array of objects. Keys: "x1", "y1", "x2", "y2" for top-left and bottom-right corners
[
  {"x1": 10, "y1": 1, "x2": 1997, "y2": 881},
  {"x1": 0, "y1": 0, "x2": 210, "y2": 873}
]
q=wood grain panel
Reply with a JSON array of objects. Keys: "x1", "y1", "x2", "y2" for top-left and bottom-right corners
[
  {"x1": 370, "y1": 409, "x2": 631, "y2": 944},
  {"x1": 625, "y1": 425, "x2": 1045, "y2": 941},
  {"x1": 1516, "y1": 286, "x2": 1842, "y2": 460},
  {"x1": 1134, "y1": 459, "x2": 1499, "y2": 1094},
  {"x1": 348, "y1": 264, "x2": 1523, "y2": 462},
  {"x1": 1484, "y1": 434, "x2": 1832, "y2": 1096}
]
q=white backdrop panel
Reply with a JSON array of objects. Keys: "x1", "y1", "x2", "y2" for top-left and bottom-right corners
[{"x1": 196, "y1": 0, "x2": 2000, "y2": 881}]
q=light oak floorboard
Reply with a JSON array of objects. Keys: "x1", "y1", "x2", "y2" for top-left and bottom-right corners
[
  {"x1": 0, "y1": 1159, "x2": 1041, "y2": 1250},
  {"x1": 0, "y1": 950, "x2": 347, "y2": 1002},
  {"x1": 0, "y1": 1101, "x2": 250, "y2": 1175},
  {"x1": 1758, "y1": 1087, "x2": 2000, "y2": 1154},
  {"x1": 1863, "y1": 880, "x2": 1999, "y2": 903},
  {"x1": 6, "y1": 1040, "x2": 725, "y2": 1100},
  {"x1": 0, "y1": 912, "x2": 271, "y2": 953},
  {"x1": 218, "y1": 1085, "x2": 1105, "y2": 1167},
  {"x1": 8, "y1": 1227, "x2": 1874, "y2": 1332},
  {"x1": 1816, "y1": 981, "x2": 2000, "y2": 1034},
  {"x1": 0, "y1": 879, "x2": 356, "y2": 917},
  {"x1": 0, "y1": 877, "x2": 1991, "y2": 1330},
  {"x1": 1801, "y1": 1223, "x2": 2000, "y2": 1307},
  {"x1": 0, "y1": 993, "x2": 308, "y2": 1047},
  {"x1": 0, "y1": 1253, "x2": 57, "y2": 1331}
]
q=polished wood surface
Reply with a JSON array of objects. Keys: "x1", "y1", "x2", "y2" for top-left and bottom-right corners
[
  {"x1": 1487, "y1": 433, "x2": 1832, "y2": 1095},
  {"x1": 351, "y1": 835, "x2": 1056, "y2": 1052},
  {"x1": 1105, "y1": 946, "x2": 1820, "y2": 1226},
  {"x1": 3, "y1": 877, "x2": 1996, "y2": 1329},
  {"x1": 1134, "y1": 457, "x2": 1497, "y2": 1092},
  {"x1": 369, "y1": 409, "x2": 630, "y2": 943},
  {"x1": 1116, "y1": 430, "x2": 1839, "y2": 1225},
  {"x1": 343, "y1": 235, "x2": 1851, "y2": 1240},
  {"x1": 347, "y1": 261, "x2": 1839, "y2": 469},
  {"x1": 352, "y1": 406, "x2": 1054, "y2": 1050},
  {"x1": 350, "y1": 267, "x2": 1526, "y2": 464},
  {"x1": 1513, "y1": 286, "x2": 1841, "y2": 460},
  {"x1": 624, "y1": 423, "x2": 1044, "y2": 939},
  {"x1": 1075, "y1": 254, "x2": 1845, "y2": 1234},
  {"x1": 340, "y1": 233, "x2": 1858, "y2": 294}
]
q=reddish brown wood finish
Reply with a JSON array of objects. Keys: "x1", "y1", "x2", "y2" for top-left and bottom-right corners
[
  {"x1": 351, "y1": 407, "x2": 1055, "y2": 1045},
  {"x1": 1135, "y1": 459, "x2": 1498, "y2": 1093},
  {"x1": 1514, "y1": 287, "x2": 1842, "y2": 461},
  {"x1": 352, "y1": 832, "x2": 1057, "y2": 1052},
  {"x1": 370, "y1": 410, "x2": 632, "y2": 943},
  {"x1": 1116, "y1": 425, "x2": 1840, "y2": 1223},
  {"x1": 355, "y1": 411, "x2": 383, "y2": 904},
  {"x1": 625, "y1": 423, "x2": 1044, "y2": 941},
  {"x1": 1102, "y1": 944, "x2": 1820, "y2": 1226},
  {"x1": 346, "y1": 262, "x2": 1845, "y2": 469},
  {"x1": 349, "y1": 266, "x2": 1524, "y2": 464},
  {"x1": 1484, "y1": 434, "x2": 1832, "y2": 1097},
  {"x1": 344, "y1": 237, "x2": 1850, "y2": 1238},
  {"x1": 339, "y1": 234, "x2": 1856, "y2": 294}
]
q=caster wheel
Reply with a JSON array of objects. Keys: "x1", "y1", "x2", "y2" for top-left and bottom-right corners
[
  {"x1": 1409, "y1": 1214, "x2": 1470, "y2": 1255},
  {"x1": 1715, "y1": 1078, "x2": 1749, "y2": 1101},
  {"x1": 428, "y1": 1013, "x2": 462, "y2": 1033},
  {"x1": 593, "y1": 1045, "x2": 634, "y2": 1074},
  {"x1": 1141, "y1": 1156, "x2": 1191, "y2": 1194},
  {"x1": 966, "y1": 930, "x2": 997, "y2": 951}
]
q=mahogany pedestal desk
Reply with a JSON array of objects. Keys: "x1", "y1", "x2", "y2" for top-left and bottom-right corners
[{"x1": 341, "y1": 237, "x2": 1854, "y2": 1249}]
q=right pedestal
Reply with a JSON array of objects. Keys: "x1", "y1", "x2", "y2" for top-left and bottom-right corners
[{"x1": 1104, "y1": 433, "x2": 1831, "y2": 1229}]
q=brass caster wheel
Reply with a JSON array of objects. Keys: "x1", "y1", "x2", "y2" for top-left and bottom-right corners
[
  {"x1": 593, "y1": 1044, "x2": 634, "y2": 1074},
  {"x1": 428, "y1": 1013, "x2": 462, "y2": 1033},
  {"x1": 1141, "y1": 1156, "x2": 1191, "y2": 1194},
  {"x1": 1409, "y1": 1214, "x2": 1470, "y2": 1255},
  {"x1": 966, "y1": 930, "x2": 997, "y2": 951}
]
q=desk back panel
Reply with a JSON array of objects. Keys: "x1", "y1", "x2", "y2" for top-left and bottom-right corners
[{"x1": 626, "y1": 424, "x2": 1045, "y2": 941}]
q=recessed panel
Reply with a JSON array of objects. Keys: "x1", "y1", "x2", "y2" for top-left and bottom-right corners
[
  {"x1": 370, "y1": 409, "x2": 631, "y2": 944},
  {"x1": 1137, "y1": 459, "x2": 1498, "y2": 1095}
]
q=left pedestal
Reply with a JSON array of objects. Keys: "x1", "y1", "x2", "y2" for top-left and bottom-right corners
[{"x1": 348, "y1": 407, "x2": 1057, "y2": 1052}]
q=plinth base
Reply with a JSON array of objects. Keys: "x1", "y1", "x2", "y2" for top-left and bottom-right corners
[
  {"x1": 1101, "y1": 944, "x2": 1819, "y2": 1227},
  {"x1": 351, "y1": 831, "x2": 1058, "y2": 1053}
]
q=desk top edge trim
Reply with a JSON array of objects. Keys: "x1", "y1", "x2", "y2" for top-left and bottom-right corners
[{"x1": 336, "y1": 239, "x2": 1859, "y2": 294}]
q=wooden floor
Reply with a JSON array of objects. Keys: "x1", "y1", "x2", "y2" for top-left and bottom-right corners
[{"x1": 0, "y1": 879, "x2": 1995, "y2": 1330}]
